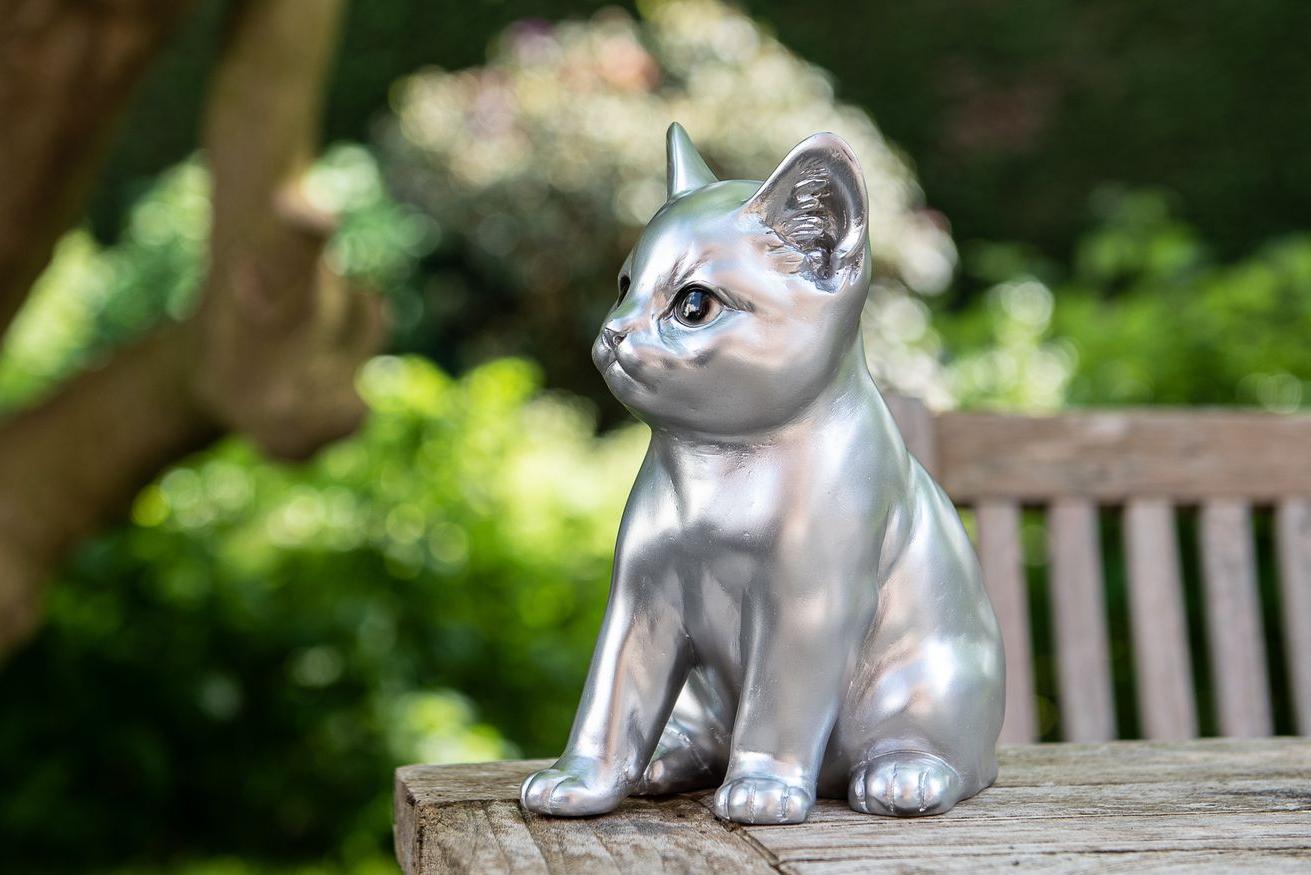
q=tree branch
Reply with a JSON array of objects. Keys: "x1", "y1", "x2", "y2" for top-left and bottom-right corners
[
  {"x1": 0, "y1": 0, "x2": 385, "y2": 659},
  {"x1": 0, "y1": 322, "x2": 217, "y2": 649},
  {"x1": 0, "y1": 0, "x2": 199, "y2": 337}
]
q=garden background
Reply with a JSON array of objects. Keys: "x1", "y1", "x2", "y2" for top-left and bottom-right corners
[{"x1": 2, "y1": 1, "x2": 1309, "y2": 872}]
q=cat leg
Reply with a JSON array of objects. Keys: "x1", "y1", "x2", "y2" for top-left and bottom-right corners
[
  {"x1": 636, "y1": 668, "x2": 733, "y2": 795},
  {"x1": 714, "y1": 558, "x2": 878, "y2": 825},
  {"x1": 841, "y1": 632, "x2": 1002, "y2": 816},
  {"x1": 837, "y1": 484, "x2": 1004, "y2": 817},
  {"x1": 521, "y1": 545, "x2": 691, "y2": 816},
  {"x1": 839, "y1": 626, "x2": 1002, "y2": 816}
]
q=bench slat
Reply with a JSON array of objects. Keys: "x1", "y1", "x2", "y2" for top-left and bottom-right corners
[
  {"x1": 937, "y1": 410, "x2": 1311, "y2": 501},
  {"x1": 1046, "y1": 499, "x2": 1116, "y2": 741},
  {"x1": 975, "y1": 500, "x2": 1037, "y2": 743},
  {"x1": 1199, "y1": 500, "x2": 1273, "y2": 737},
  {"x1": 1123, "y1": 499, "x2": 1198, "y2": 740},
  {"x1": 1276, "y1": 497, "x2": 1311, "y2": 733}
]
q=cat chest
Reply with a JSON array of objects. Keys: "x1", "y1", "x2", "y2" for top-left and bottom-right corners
[{"x1": 656, "y1": 501, "x2": 785, "y2": 598}]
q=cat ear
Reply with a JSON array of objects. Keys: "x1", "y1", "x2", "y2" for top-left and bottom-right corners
[
  {"x1": 743, "y1": 132, "x2": 868, "y2": 281},
  {"x1": 666, "y1": 122, "x2": 718, "y2": 200}
]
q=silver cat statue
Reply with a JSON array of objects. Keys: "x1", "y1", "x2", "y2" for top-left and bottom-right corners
[{"x1": 521, "y1": 124, "x2": 1004, "y2": 825}]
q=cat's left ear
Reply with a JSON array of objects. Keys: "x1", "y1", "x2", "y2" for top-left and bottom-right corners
[
  {"x1": 743, "y1": 132, "x2": 868, "y2": 282},
  {"x1": 666, "y1": 122, "x2": 719, "y2": 200}
]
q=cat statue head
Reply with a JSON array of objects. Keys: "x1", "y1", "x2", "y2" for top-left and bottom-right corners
[{"x1": 593, "y1": 124, "x2": 873, "y2": 437}]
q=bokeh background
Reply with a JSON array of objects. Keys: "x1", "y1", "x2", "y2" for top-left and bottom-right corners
[{"x1": 2, "y1": 1, "x2": 1309, "y2": 872}]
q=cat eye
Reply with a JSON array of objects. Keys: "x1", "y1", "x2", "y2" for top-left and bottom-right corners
[
  {"x1": 672, "y1": 285, "x2": 721, "y2": 327},
  {"x1": 617, "y1": 275, "x2": 631, "y2": 303}
]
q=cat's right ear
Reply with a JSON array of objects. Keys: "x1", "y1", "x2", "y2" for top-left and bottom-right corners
[
  {"x1": 666, "y1": 122, "x2": 718, "y2": 200},
  {"x1": 743, "y1": 132, "x2": 868, "y2": 284}
]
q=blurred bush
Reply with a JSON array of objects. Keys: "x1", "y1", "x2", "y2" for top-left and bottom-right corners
[
  {"x1": 0, "y1": 146, "x2": 646, "y2": 871},
  {"x1": 0, "y1": 352, "x2": 643, "y2": 870},
  {"x1": 382, "y1": 0, "x2": 957, "y2": 408},
  {"x1": 940, "y1": 188, "x2": 1311, "y2": 412}
]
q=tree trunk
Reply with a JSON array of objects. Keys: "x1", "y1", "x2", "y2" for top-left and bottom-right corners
[
  {"x1": 0, "y1": 0, "x2": 385, "y2": 660},
  {"x1": 0, "y1": 0, "x2": 199, "y2": 335}
]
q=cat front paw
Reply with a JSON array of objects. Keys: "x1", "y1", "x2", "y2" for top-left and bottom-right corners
[
  {"x1": 520, "y1": 756, "x2": 625, "y2": 816},
  {"x1": 848, "y1": 751, "x2": 963, "y2": 816},
  {"x1": 712, "y1": 776, "x2": 814, "y2": 824}
]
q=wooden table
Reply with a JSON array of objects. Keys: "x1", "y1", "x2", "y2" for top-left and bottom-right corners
[{"x1": 395, "y1": 738, "x2": 1311, "y2": 873}]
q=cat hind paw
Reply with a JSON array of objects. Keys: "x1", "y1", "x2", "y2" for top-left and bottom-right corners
[{"x1": 848, "y1": 751, "x2": 963, "y2": 817}]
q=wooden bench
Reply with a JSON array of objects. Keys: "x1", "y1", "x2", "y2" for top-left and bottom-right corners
[
  {"x1": 880, "y1": 397, "x2": 1311, "y2": 743},
  {"x1": 395, "y1": 400, "x2": 1311, "y2": 872}
]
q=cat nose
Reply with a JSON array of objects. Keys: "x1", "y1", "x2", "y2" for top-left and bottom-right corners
[{"x1": 602, "y1": 327, "x2": 626, "y2": 350}]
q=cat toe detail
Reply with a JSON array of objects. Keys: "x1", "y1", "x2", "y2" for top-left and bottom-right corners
[
  {"x1": 713, "y1": 776, "x2": 814, "y2": 825},
  {"x1": 849, "y1": 752, "x2": 963, "y2": 817}
]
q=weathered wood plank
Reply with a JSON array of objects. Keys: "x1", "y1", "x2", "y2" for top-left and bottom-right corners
[
  {"x1": 398, "y1": 740, "x2": 1311, "y2": 874},
  {"x1": 975, "y1": 499, "x2": 1037, "y2": 743},
  {"x1": 759, "y1": 814, "x2": 1311, "y2": 872},
  {"x1": 988, "y1": 737, "x2": 1308, "y2": 786},
  {"x1": 790, "y1": 850, "x2": 1311, "y2": 874},
  {"x1": 1046, "y1": 499, "x2": 1116, "y2": 741},
  {"x1": 1123, "y1": 499, "x2": 1197, "y2": 740},
  {"x1": 794, "y1": 777, "x2": 1311, "y2": 824},
  {"x1": 395, "y1": 759, "x2": 777, "y2": 875},
  {"x1": 744, "y1": 739, "x2": 1311, "y2": 873},
  {"x1": 1198, "y1": 501, "x2": 1273, "y2": 737},
  {"x1": 1276, "y1": 497, "x2": 1311, "y2": 733},
  {"x1": 936, "y1": 409, "x2": 1311, "y2": 501}
]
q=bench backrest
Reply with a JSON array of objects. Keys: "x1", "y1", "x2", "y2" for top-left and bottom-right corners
[{"x1": 886, "y1": 395, "x2": 1311, "y2": 743}]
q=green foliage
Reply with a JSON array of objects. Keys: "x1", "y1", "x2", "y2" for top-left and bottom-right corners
[
  {"x1": 0, "y1": 145, "x2": 429, "y2": 413},
  {"x1": 1053, "y1": 191, "x2": 1311, "y2": 410},
  {"x1": 0, "y1": 354, "x2": 646, "y2": 871},
  {"x1": 940, "y1": 189, "x2": 1311, "y2": 411},
  {"x1": 0, "y1": 142, "x2": 644, "y2": 872},
  {"x1": 940, "y1": 276, "x2": 1073, "y2": 411},
  {"x1": 0, "y1": 163, "x2": 208, "y2": 408}
]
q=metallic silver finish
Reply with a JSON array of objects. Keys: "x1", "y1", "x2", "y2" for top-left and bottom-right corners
[{"x1": 521, "y1": 124, "x2": 1004, "y2": 825}]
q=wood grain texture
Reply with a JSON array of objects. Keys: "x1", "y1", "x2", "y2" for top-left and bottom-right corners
[
  {"x1": 1046, "y1": 499, "x2": 1116, "y2": 742},
  {"x1": 1276, "y1": 498, "x2": 1311, "y2": 734},
  {"x1": 936, "y1": 409, "x2": 1311, "y2": 501},
  {"x1": 1199, "y1": 501, "x2": 1274, "y2": 737},
  {"x1": 975, "y1": 500, "x2": 1037, "y2": 743},
  {"x1": 1123, "y1": 499, "x2": 1198, "y2": 740},
  {"x1": 395, "y1": 759, "x2": 777, "y2": 874},
  {"x1": 396, "y1": 739, "x2": 1311, "y2": 874}
]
